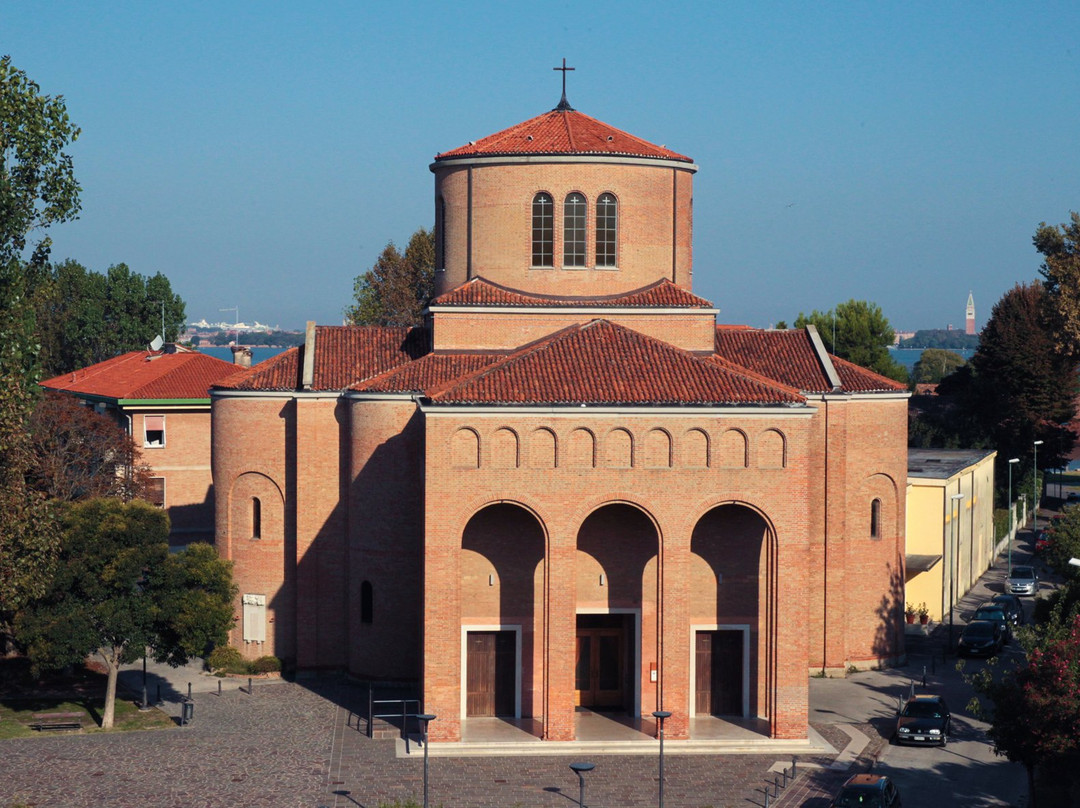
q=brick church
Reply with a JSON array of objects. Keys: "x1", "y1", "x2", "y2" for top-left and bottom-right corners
[{"x1": 212, "y1": 85, "x2": 909, "y2": 743}]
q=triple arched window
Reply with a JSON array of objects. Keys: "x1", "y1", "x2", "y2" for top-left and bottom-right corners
[{"x1": 531, "y1": 192, "x2": 618, "y2": 269}]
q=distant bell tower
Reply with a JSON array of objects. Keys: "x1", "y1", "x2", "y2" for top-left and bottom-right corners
[{"x1": 965, "y1": 292, "x2": 975, "y2": 335}]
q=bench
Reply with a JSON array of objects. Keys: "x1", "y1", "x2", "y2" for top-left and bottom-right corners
[{"x1": 31, "y1": 712, "x2": 84, "y2": 731}]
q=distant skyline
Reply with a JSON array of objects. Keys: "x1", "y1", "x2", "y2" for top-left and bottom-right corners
[{"x1": 5, "y1": 1, "x2": 1079, "y2": 333}]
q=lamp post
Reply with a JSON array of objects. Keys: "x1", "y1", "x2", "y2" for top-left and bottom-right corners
[
  {"x1": 1008, "y1": 458, "x2": 1020, "y2": 578},
  {"x1": 569, "y1": 762, "x2": 595, "y2": 808},
  {"x1": 417, "y1": 713, "x2": 436, "y2": 808},
  {"x1": 652, "y1": 710, "x2": 671, "y2": 808},
  {"x1": 1034, "y1": 440, "x2": 1044, "y2": 533},
  {"x1": 949, "y1": 492, "x2": 965, "y2": 651}
]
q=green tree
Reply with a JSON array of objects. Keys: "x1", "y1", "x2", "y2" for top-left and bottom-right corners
[
  {"x1": 345, "y1": 228, "x2": 435, "y2": 327},
  {"x1": 1036, "y1": 211, "x2": 1080, "y2": 357},
  {"x1": 0, "y1": 55, "x2": 80, "y2": 641},
  {"x1": 794, "y1": 299, "x2": 908, "y2": 382},
  {"x1": 15, "y1": 499, "x2": 235, "y2": 728},
  {"x1": 33, "y1": 260, "x2": 186, "y2": 375},
  {"x1": 910, "y1": 348, "x2": 967, "y2": 385}
]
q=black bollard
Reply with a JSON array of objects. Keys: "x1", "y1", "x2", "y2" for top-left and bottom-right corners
[
  {"x1": 922, "y1": 665, "x2": 927, "y2": 687},
  {"x1": 248, "y1": 676, "x2": 253, "y2": 695},
  {"x1": 218, "y1": 679, "x2": 222, "y2": 697},
  {"x1": 187, "y1": 682, "x2": 192, "y2": 699}
]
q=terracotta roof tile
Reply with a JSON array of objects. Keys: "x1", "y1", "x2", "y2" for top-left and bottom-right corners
[
  {"x1": 714, "y1": 327, "x2": 908, "y2": 394},
  {"x1": 435, "y1": 108, "x2": 692, "y2": 163},
  {"x1": 430, "y1": 277, "x2": 714, "y2": 309},
  {"x1": 40, "y1": 349, "x2": 240, "y2": 401},
  {"x1": 215, "y1": 326, "x2": 429, "y2": 392},
  {"x1": 354, "y1": 354, "x2": 501, "y2": 394},
  {"x1": 429, "y1": 320, "x2": 804, "y2": 406}
]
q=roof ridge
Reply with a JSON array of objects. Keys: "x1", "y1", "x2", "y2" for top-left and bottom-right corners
[{"x1": 706, "y1": 354, "x2": 805, "y2": 399}]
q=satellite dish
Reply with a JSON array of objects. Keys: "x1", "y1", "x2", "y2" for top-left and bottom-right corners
[{"x1": 150, "y1": 335, "x2": 164, "y2": 351}]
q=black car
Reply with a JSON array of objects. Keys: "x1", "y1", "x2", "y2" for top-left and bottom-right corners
[
  {"x1": 958, "y1": 619, "x2": 1004, "y2": 657},
  {"x1": 895, "y1": 693, "x2": 951, "y2": 746},
  {"x1": 973, "y1": 603, "x2": 1012, "y2": 640},
  {"x1": 990, "y1": 593, "x2": 1024, "y2": 627},
  {"x1": 830, "y1": 773, "x2": 902, "y2": 807}
]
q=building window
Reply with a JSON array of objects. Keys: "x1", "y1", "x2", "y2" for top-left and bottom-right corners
[
  {"x1": 144, "y1": 415, "x2": 165, "y2": 448},
  {"x1": 242, "y1": 594, "x2": 267, "y2": 643},
  {"x1": 147, "y1": 477, "x2": 165, "y2": 508},
  {"x1": 251, "y1": 497, "x2": 262, "y2": 539},
  {"x1": 531, "y1": 193, "x2": 553, "y2": 267},
  {"x1": 563, "y1": 192, "x2": 587, "y2": 267},
  {"x1": 870, "y1": 498, "x2": 881, "y2": 539},
  {"x1": 596, "y1": 193, "x2": 617, "y2": 267},
  {"x1": 361, "y1": 581, "x2": 373, "y2": 624}
]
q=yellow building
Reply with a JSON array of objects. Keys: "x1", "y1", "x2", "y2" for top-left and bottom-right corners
[{"x1": 906, "y1": 449, "x2": 997, "y2": 622}]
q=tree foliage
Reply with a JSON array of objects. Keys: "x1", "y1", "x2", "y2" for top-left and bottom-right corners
[
  {"x1": 794, "y1": 299, "x2": 908, "y2": 382},
  {"x1": 1036, "y1": 211, "x2": 1080, "y2": 357},
  {"x1": 898, "y1": 329, "x2": 980, "y2": 350},
  {"x1": 28, "y1": 392, "x2": 152, "y2": 502},
  {"x1": 15, "y1": 499, "x2": 236, "y2": 728},
  {"x1": 345, "y1": 228, "x2": 435, "y2": 327},
  {"x1": 33, "y1": 260, "x2": 186, "y2": 376},
  {"x1": 910, "y1": 348, "x2": 967, "y2": 385}
]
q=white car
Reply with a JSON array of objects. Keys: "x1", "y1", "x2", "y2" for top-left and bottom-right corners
[{"x1": 1005, "y1": 565, "x2": 1038, "y2": 596}]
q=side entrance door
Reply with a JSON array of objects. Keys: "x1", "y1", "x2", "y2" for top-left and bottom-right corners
[
  {"x1": 466, "y1": 631, "x2": 515, "y2": 717},
  {"x1": 695, "y1": 630, "x2": 744, "y2": 716},
  {"x1": 575, "y1": 626, "x2": 625, "y2": 709}
]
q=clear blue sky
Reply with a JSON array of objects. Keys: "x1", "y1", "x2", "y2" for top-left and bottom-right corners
[{"x1": 5, "y1": 1, "x2": 1079, "y2": 332}]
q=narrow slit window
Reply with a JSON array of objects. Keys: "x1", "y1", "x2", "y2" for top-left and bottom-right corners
[
  {"x1": 596, "y1": 193, "x2": 617, "y2": 267},
  {"x1": 251, "y1": 497, "x2": 262, "y2": 539},
  {"x1": 531, "y1": 193, "x2": 553, "y2": 267},
  {"x1": 870, "y1": 498, "x2": 881, "y2": 539},
  {"x1": 563, "y1": 192, "x2": 587, "y2": 267},
  {"x1": 361, "y1": 581, "x2": 373, "y2": 624}
]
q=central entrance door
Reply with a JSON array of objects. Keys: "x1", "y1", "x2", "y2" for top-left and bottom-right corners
[
  {"x1": 575, "y1": 614, "x2": 629, "y2": 710},
  {"x1": 695, "y1": 629, "x2": 744, "y2": 716},
  {"x1": 466, "y1": 631, "x2": 515, "y2": 717}
]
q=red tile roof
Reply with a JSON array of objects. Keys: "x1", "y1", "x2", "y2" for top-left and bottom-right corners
[
  {"x1": 430, "y1": 277, "x2": 714, "y2": 309},
  {"x1": 215, "y1": 326, "x2": 428, "y2": 392},
  {"x1": 714, "y1": 327, "x2": 908, "y2": 394},
  {"x1": 355, "y1": 354, "x2": 501, "y2": 394},
  {"x1": 40, "y1": 349, "x2": 240, "y2": 401},
  {"x1": 428, "y1": 320, "x2": 804, "y2": 406},
  {"x1": 435, "y1": 108, "x2": 693, "y2": 163}
]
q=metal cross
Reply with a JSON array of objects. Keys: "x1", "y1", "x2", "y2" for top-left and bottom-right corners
[{"x1": 554, "y1": 58, "x2": 575, "y2": 110}]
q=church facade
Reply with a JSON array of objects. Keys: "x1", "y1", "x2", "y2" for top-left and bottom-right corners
[{"x1": 212, "y1": 96, "x2": 908, "y2": 743}]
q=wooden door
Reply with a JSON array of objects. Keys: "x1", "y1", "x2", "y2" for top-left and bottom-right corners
[
  {"x1": 466, "y1": 631, "x2": 515, "y2": 716},
  {"x1": 575, "y1": 628, "x2": 624, "y2": 708},
  {"x1": 695, "y1": 630, "x2": 743, "y2": 716}
]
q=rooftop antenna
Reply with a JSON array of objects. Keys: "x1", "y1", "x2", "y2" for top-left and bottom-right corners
[
  {"x1": 554, "y1": 58, "x2": 575, "y2": 111},
  {"x1": 219, "y1": 306, "x2": 239, "y2": 328},
  {"x1": 152, "y1": 300, "x2": 165, "y2": 343}
]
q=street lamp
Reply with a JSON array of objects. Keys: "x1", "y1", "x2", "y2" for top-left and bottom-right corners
[
  {"x1": 1008, "y1": 458, "x2": 1020, "y2": 578},
  {"x1": 569, "y1": 762, "x2": 595, "y2": 808},
  {"x1": 949, "y1": 492, "x2": 965, "y2": 651},
  {"x1": 1034, "y1": 440, "x2": 1044, "y2": 533},
  {"x1": 652, "y1": 710, "x2": 672, "y2": 808},
  {"x1": 417, "y1": 713, "x2": 436, "y2": 808}
]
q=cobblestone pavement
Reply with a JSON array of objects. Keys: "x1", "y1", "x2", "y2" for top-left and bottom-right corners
[{"x1": 1, "y1": 679, "x2": 838, "y2": 808}]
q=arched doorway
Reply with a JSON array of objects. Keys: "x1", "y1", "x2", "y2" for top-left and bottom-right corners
[
  {"x1": 689, "y1": 504, "x2": 773, "y2": 719},
  {"x1": 460, "y1": 503, "x2": 545, "y2": 718},
  {"x1": 575, "y1": 503, "x2": 659, "y2": 715}
]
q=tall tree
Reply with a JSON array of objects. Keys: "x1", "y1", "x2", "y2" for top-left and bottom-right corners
[
  {"x1": 345, "y1": 228, "x2": 435, "y2": 327},
  {"x1": 28, "y1": 392, "x2": 152, "y2": 502},
  {"x1": 910, "y1": 348, "x2": 967, "y2": 385},
  {"x1": 794, "y1": 299, "x2": 908, "y2": 382},
  {"x1": 0, "y1": 55, "x2": 81, "y2": 635},
  {"x1": 1036, "y1": 211, "x2": 1080, "y2": 357},
  {"x1": 15, "y1": 499, "x2": 235, "y2": 728}
]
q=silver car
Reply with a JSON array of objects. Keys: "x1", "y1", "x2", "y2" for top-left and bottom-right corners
[{"x1": 1005, "y1": 564, "x2": 1038, "y2": 596}]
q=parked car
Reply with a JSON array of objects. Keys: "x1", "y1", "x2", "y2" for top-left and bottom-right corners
[
  {"x1": 1067, "y1": 491, "x2": 1080, "y2": 502},
  {"x1": 958, "y1": 619, "x2": 1004, "y2": 657},
  {"x1": 895, "y1": 693, "x2": 951, "y2": 746},
  {"x1": 1035, "y1": 530, "x2": 1053, "y2": 553},
  {"x1": 973, "y1": 603, "x2": 1012, "y2": 640},
  {"x1": 990, "y1": 593, "x2": 1024, "y2": 626},
  {"x1": 1006, "y1": 564, "x2": 1039, "y2": 596},
  {"x1": 830, "y1": 773, "x2": 902, "y2": 807}
]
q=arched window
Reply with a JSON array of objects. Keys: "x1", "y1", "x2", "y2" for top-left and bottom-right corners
[
  {"x1": 563, "y1": 192, "x2": 587, "y2": 267},
  {"x1": 531, "y1": 193, "x2": 553, "y2": 267},
  {"x1": 251, "y1": 497, "x2": 262, "y2": 539},
  {"x1": 870, "y1": 498, "x2": 881, "y2": 539},
  {"x1": 361, "y1": 581, "x2": 373, "y2": 624},
  {"x1": 596, "y1": 193, "x2": 617, "y2": 267}
]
